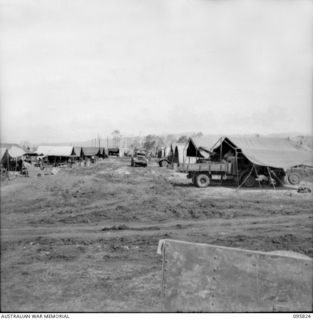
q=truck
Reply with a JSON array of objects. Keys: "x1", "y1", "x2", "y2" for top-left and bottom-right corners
[
  {"x1": 186, "y1": 157, "x2": 285, "y2": 188},
  {"x1": 131, "y1": 150, "x2": 148, "y2": 167}
]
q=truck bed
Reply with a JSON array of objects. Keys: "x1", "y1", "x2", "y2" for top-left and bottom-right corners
[{"x1": 185, "y1": 161, "x2": 231, "y2": 173}]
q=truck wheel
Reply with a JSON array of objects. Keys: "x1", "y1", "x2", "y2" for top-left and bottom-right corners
[
  {"x1": 241, "y1": 172, "x2": 256, "y2": 188},
  {"x1": 287, "y1": 172, "x2": 301, "y2": 185},
  {"x1": 160, "y1": 160, "x2": 168, "y2": 167},
  {"x1": 195, "y1": 173, "x2": 210, "y2": 188}
]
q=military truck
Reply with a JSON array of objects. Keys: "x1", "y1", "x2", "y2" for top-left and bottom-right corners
[{"x1": 131, "y1": 150, "x2": 148, "y2": 167}]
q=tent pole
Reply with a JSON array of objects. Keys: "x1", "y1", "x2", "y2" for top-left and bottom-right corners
[
  {"x1": 220, "y1": 140, "x2": 223, "y2": 161},
  {"x1": 235, "y1": 150, "x2": 239, "y2": 187},
  {"x1": 210, "y1": 137, "x2": 222, "y2": 152},
  {"x1": 267, "y1": 167, "x2": 276, "y2": 190},
  {"x1": 253, "y1": 165, "x2": 262, "y2": 189},
  {"x1": 236, "y1": 166, "x2": 254, "y2": 190}
]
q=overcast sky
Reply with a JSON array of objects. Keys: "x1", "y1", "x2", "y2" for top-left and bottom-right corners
[{"x1": 0, "y1": 0, "x2": 312, "y2": 143}]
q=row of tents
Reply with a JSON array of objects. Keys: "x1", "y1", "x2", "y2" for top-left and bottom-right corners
[
  {"x1": 160, "y1": 135, "x2": 313, "y2": 172},
  {"x1": 0, "y1": 144, "x2": 121, "y2": 170}
]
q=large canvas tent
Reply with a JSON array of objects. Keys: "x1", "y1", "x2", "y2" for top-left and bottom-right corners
[
  {"x1": 37, "y1": 146, "x2": 76, "y2": 157},
  {"x1": 212, "y1": 136, "x2": 313, "y2": 170},
  {"x1": 0, "y1": 144, "x2": 26, "y2": 171},
  {"x1": 82, "y1": 147, "x2": 101, "y2": 158},
  {"x1": 36, "y1": 146, "x2": 76, "y2": 165},
  {"x1": 210, "y1": 136, "x2": 313, "y2": 188}
]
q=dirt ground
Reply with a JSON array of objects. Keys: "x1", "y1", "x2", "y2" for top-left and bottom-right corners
[{"x1": 1, "y1": 158, "x2": 312, "y2": 312}]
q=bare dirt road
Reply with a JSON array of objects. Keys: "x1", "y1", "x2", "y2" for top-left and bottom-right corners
[{"x1": 1, "y1": 158, "x2": 312, "y2": 312}]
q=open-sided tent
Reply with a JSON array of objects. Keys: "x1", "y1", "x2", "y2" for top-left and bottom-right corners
[
  {"x1": 36, "y1": 146, "x2": 76, "y2": 165},
  {"x1": 212, "y1": 136, "x2": 313, "y2": 169},
  {"x1": 37, "y1": 146, "x2": 75, "y2": 157},
  {"x1": 0, "y1": 144, "x2": 26, "y2": 171},
  {"x1": 211, "y1": 136, "x2": 313, "y2": 188},
  {"x1": 108, "y1": 147, "x2": 119, "y2": 156}
]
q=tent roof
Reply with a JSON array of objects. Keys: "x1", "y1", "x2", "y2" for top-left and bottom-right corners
[
  {"x1": 189, "y1": 135, "x2": 221, "y2": 153},
  {"x1": 36, "y1": 146, "x2": 75, "y2": 157},
  {"x1": 8, "y1": 146, "x2": 26, "y2": 158},
  {"x1": 82, "y1": 146, "x2": 100, "y2": 156},
  {"x1": 213, "y1": 136, "x2": 313, "y2": 169},
  {"x1": 0, "y1": 147, "x2": 9, "y2": 161},
  {"x1": 0, "y1": 143, "x2": 26, "y2": 158}
]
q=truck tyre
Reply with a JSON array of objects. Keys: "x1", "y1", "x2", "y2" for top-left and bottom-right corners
[
  {"x1": 240, "y1": 171, "x2": 256, "y2": 188},
  {"x1": 160, "y1": 160, "x2": 168, "y2": 167},
  {"x1": 287, "y1": 172, "x2": 301, "y2": 185},
  {"x1": 195, "y1": 173, "x2": 210, "y2": 188}
]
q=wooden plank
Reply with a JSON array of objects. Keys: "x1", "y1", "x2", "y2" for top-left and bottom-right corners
[{"x1": 160, "y1": 239, "x2": 312, "y2": 312}]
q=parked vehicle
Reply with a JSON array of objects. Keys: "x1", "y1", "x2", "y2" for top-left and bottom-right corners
[
  {"x1": 131, "y1": 151, "x2": 148, "y2": 167},
  {"x1": 286, "y1": 165, "x2": 313, "y2": 185},
  {"x1": 158, "y1": 157, "x2": 170, "y2": 167}
]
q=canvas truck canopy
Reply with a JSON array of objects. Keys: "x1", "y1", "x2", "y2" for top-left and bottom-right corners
[
  {"x1": 36, "y1": 146, "x2": 76, "y2": 157},
  {"x1": 212, "y1": 136, "x2": 313, "y2": 169}
]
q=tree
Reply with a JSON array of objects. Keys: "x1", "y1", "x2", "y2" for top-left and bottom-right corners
[
  {"x1": 164, "y1": 134, "x2": 176, "y2": 145},
  {"x1": 143, "y1": 135, "x2": 164, "y2": 155}
]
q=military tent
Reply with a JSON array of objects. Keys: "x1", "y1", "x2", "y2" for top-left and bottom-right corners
[
  {"x1": 37, "y1": 146, "x2": 75, "y2": 157},
  {"x1": 82, "y1": 147, "x2": 101, "y2": 157},
  {"x1": 74, "y1": 147, "x2": 84, "y2": 160},
  {"x1": 99, "y1": 147, "x2": 107, "y2": 158},
  {"x1": 0, "y1": 143, "x2": 25, "y2": 158},
  {"x1": 174, "y1": 144, "x2": 188, "y2": 166},
  {"x1": 36, "y1": 146, "x2": 76, "y2": 165},
  {"x1": 212, "y1": 136, "x2": 313, "y2": 170},
  {"x1": 1, "y1": 147, "x2": 10, "y2": 168}
]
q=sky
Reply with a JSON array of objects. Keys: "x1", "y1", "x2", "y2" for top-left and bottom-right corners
[{"x1": 0, "y1": 0, "x2": 312, "y2": 143}]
